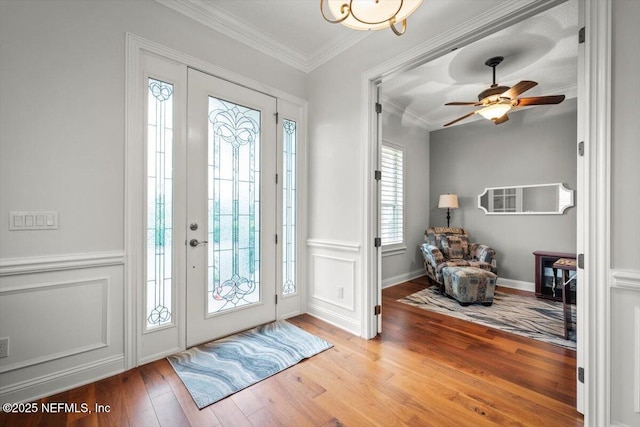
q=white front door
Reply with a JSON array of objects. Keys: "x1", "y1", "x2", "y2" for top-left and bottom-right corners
[{"x1": 186, "y1": 68, "x2": 277, "y2": 347}]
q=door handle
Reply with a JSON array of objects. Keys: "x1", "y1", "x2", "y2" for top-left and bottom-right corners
[{"x1": 189, "y1": 239, "x2": 208, "y2": 247}]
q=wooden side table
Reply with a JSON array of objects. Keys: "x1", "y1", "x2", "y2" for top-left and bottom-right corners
[
  {"x1": 552, "y1": 258, "x2": 577, "y2": 339},
  {"x1": 533, "y1": 251, "x2": 576, "y2": 301}
]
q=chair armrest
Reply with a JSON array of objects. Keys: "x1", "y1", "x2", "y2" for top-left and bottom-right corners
[
  {"x1": 470, "y1": 243, "x2": 496, "y2": 269},
  {"x1": 421, "y1": 243, "x2": 444, "y2": 267}
]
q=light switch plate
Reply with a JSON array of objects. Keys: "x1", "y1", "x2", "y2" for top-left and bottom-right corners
[{"x1": 9, "y1": 211, "x2": 59, "y2": 230}]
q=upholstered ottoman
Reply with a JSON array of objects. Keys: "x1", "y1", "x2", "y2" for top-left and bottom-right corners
[{"x1": 442, "y1": 266, "x2": 497, "y2": 306}]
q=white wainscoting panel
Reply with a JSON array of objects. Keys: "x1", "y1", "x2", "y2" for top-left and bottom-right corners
[
  {"x1": 610, "y1": 269, "x2": 640, "y2": 426},
  {"x1": 0, "y1": 253, "x2": 125, "y2": 404},
  {"x1": 0, "y1": 278, "x2": 109, "y2": 373},
  {"x1": 311, "y1": 255, "x2": 355, "y2": 311},
  {"x1": 306, "y1": 239, "x2": 361, "y2": 335}
]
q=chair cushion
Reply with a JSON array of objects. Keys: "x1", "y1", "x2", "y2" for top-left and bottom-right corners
[
  {"x1": 425, "y1": 227, "x2": 468, "y2": 247},
  {"x1": 436, "y1": 260, "x2": 494, "y2": 276},
  {"x1": 440, "y1": 235, "x2": 468, "y2": 259}
]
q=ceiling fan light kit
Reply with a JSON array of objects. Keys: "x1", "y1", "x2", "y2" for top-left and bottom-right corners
[
  {"x1": 478, "y1": 103, "x2": 512, "y2": 121},
  {"x1": 320, "y1": 0, "x2": 423, "y2": 36},
  {"x1": 444, "y1": 56, "x2": 565, "y2": 127}
]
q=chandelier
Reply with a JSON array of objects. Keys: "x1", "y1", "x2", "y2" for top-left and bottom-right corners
[{"x1": 320, "y1": 0, "x2": 424, "y2": 36}]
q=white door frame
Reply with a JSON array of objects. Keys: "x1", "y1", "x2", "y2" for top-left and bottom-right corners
[
  {"x1": 361, "y1": 0, "x2": 611, "y2": 425},
  {"x1": 125, "y1": 34, "x2": 308, "y2": 367}
]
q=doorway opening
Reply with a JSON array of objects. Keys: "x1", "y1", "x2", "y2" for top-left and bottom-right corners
[{"x1": 363, "y1": 0, "x2": 592, "y2": 415}]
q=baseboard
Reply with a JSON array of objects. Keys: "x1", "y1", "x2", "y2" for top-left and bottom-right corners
[
  {"x1": 382, "y1": 269, "x2": 425, "y2": 289},
  {"x1": 306, "y1": 303, "x2": 361, "y2": 336},
  {"x1": 137, "y1": 347, "x2": 184, "y2": 366},
  {"x1": 278, "y1": 309, "x2": 304, "y2": 321},
  {"x1": 0, "y1": 354, "x2": 125, "y2": 404},
  {"x1": 497, "y1": 278, "x2": 535, "y2": 293}
]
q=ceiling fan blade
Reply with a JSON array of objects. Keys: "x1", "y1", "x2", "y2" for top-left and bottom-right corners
[
  {"x1": 443, "y1": 111, "x2": 476, "y2": 127},
  {"x1": 493, "y1": 114, "x2": 509, "y2": 125},
  {"x1": 445, "y1": 101, "x2": 480, "y2": 106},
  {"x1": 501, "y1": 80, "x2": 538, "y2": 100},
  {"x1": 516, "y1": 95, "x2": 566, "y2": 106}
]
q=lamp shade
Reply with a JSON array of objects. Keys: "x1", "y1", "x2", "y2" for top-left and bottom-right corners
[{"x1": 438, "y1": 194, "x2": 459, "y2": 209}]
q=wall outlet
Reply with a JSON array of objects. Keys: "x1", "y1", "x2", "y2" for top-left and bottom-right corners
[
  {"x1": 0, "y1": 337, "x2": 9, "y2": 358},
  {"x1": 337, "y1": 286, "x2": 344, "y2": 299}
]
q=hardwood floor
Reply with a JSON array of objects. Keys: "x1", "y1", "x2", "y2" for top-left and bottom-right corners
[{"x1": 0, "y1": 276, "x2": 583, "y2": 426}]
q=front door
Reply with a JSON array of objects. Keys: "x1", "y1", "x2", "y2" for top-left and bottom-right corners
[{"x1": 186, "y1": 68, "x2": 277, "y2": 347}]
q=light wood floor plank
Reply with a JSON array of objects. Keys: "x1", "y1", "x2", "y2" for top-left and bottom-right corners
[{"x1": 0, "y1": 277, "x2": 583, "y2": 426}]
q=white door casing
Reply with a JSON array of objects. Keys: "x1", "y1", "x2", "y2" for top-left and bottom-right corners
[{"x1": 127, "y1": 35, "x2": 307, "y2": 366}]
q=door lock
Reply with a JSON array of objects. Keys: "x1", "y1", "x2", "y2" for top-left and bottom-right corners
[{"x1": 189, "y1": 238, "x2": 208, "y2": 247}]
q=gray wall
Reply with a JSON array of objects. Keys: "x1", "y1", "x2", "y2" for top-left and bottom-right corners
[
  {"x1": 611, "y1": 0, "x2": 640, "y2": 271},
  {"x1": 0, "y1": 0, "x2": 307, "y2": 259},
  {"x1": 429, "y1": 98, "x2": 577, "y2": 283},
  {"x1": 610, "y1": 1, "x2": 640, "y2": 425},
  {"x1": 380, "y1": 112, "x2": 430, "y2": 286}
]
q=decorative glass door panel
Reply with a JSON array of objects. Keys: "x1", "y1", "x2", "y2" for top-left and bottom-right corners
[
  {"x1": 282, "y1": 119, "x2": 296, "y2": 296},
  {"x1": 186, "y1": 69, "x2": 276, "y2": 347},
  {"x1": 207, "y1": 97, "x2": 261, "y2": 313}
]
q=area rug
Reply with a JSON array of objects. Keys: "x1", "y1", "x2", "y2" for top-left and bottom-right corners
[
  {"x1": 399, "y1": 286, "x2": 576, "y2": 350},
  {"x1": 167, "y1": 320, "x2": 333, "y2": 409}
]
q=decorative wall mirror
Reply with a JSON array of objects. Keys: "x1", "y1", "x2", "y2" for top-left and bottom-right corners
[{"x1": 478, "y1": 183, "x2": 574, "y2": 215}]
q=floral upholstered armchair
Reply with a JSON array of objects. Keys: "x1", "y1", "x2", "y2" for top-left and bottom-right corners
[{"x1": 420, "y1": 227, "x2": 497, "y2": 286}]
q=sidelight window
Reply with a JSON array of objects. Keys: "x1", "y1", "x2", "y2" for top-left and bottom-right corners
[{"x1": 145, "y1": 78, "x2": 174, "y2": 329}]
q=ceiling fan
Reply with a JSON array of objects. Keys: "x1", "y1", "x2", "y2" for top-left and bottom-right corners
[{"x1": 443, "y1": 56, "x2": 565, "y2": 127}]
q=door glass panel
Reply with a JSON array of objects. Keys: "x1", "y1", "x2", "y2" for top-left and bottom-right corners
[
  {"x1": 207, "y1": 97, "x2": 261, "y2": 314},
  {"x1": 282, "y1": 119, "x2": 297, "y2": 295},
  {"x1": 146, "y1": 78, "x2": 174, "y2": 330}
]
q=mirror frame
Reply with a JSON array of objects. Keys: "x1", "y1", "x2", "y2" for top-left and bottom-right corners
[{"x1": 477, "y1": 182, "x2": 574, "y2": 215}]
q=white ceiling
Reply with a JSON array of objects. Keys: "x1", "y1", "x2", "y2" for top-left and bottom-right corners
[
  {"x1": 155, "y1": 0, "x2": 578, "y2": 130},
  {"x1": 381, "y1": 0, "x2": 578, "y2": 130}
]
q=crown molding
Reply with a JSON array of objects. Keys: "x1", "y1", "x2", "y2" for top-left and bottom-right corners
[
  {"x1": 154, "y1": 0, "x2": 370, "y2": 73},
  {"x1": 381, "y1": 96, "x2": 433, "y2": 130},
  {"x1": 155, "y1": 0, "x2": 307, "y2": 71},
  {"x1": 306, "y1": 32, "x2": 371, "y2": 72}
]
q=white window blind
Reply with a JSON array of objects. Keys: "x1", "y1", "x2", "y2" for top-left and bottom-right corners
[{"x1": 381, "y1": 144, "x2": 404, "y2": 245}]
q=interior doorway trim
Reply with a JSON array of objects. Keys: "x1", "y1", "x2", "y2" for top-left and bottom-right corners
[{"x1": 361, "y1": 0, "x2": 611, "y2": 425}]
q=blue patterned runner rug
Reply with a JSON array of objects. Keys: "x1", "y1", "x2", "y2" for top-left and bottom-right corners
[
  {"x1": 399, "y1": 286, "x2": 576, "y2": 350},
  {"x1": 167, "y1": 320, "x2": 333, "y2": 409}
]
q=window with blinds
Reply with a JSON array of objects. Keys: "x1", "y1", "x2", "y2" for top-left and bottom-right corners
[{"x1": 380, "y1": 143, "x2": 404, "y2": 246}]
